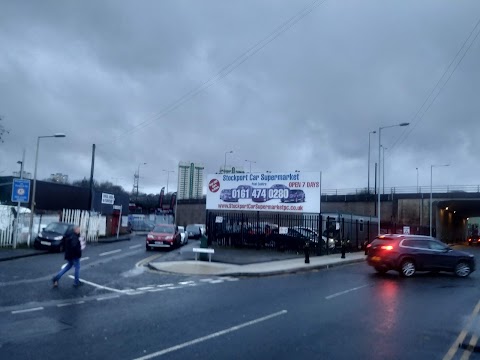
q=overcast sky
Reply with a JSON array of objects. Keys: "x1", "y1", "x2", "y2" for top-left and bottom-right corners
[{"x1": 1, "y1": 0, "x2": 479, "y2": 195}]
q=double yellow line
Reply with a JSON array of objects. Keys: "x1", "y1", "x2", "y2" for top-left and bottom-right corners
[{"x1": 443, "y1": 299, "x2": 480, "y2": 360}]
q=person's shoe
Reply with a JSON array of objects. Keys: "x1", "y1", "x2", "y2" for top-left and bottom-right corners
[
  {"x1": 73, "y1": 282, "x2": 83, "y2": 288},
  {"x1": 52, "y1": 278, "x2": 58, "y2": 288}
]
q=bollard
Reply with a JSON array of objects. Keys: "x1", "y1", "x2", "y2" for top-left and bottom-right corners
[
  {"x1": 341, "y1": 241, "x2": 346, "y2": 259},
  {"x1": 304, "y1": 241, "x2": 310, "y2": 264}
]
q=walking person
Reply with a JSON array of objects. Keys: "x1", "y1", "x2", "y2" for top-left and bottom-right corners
[{"x1": 52, "y1": 226, "x2": 82, "y2": 287}]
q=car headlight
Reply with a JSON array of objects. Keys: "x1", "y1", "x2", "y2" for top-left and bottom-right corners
[
  {"x1": 54, "y1": 236, "x2": 63, "y2": 241},
  {"x1": 38, "y1": 232, "x2": 43, "y2": 238},
  {"x1": 147, "y1": 234, "x2": 155, "y2": 240},
  {"x1": 165, "y1": 236, "x2": 173, "y2": 240}
]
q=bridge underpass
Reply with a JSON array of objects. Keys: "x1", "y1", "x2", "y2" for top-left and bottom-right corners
[{"x1": 436, "y1": 199, "x2": 480, "y2": 243}]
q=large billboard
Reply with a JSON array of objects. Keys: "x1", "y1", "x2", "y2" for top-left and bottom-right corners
[{"x1": 206, "y1": 172, "x2": 321, "y2": 213}]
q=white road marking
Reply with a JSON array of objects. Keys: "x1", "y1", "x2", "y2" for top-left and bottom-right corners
[
  {"x1": 57, "y1": 301, "x2": 85, "y2": 307},
  {"x1": 137, "y1": 286, "x2": 155, "y2": 291},
  {"x1": 80, "y1": 257, "x2": 90, "y2": 261},
  {"x1": 129, "y1": 244, "x2": 142, "y2": 249},
  {"x1": 68, "y1": 275, "x2": 126, "y2": 294},
  {"x1": 157, "y1": 284, "x2": 174, "y2": 288},
  {"x1": 222, "y1": 277, "x2": 239, "y2": 282},
  {"x1": 325, "y1": 285, "x2": 369, "y2": 300},
  {"x1": 148, "y1": 288, "x2": 166, "y2": 292},
  {"x1": 131, "y1": 310, "x2": 288, "y2": 360},
  {"x1": 199, "y1": 279, "x2": 214, "y2": 282},
  {"x1": 178, "y1": 281, "x2": 195, "y2": 285},
  {"x1": 99, "y1": 249, "x2": 122, "y2": 257},
  {"x1": 206, "y1": 279, "x2": 224, "y2": 284},
  {"x1": 12, "y1": 307, "x2": 44, "y2": 314},
  {"x1": 97, "y1": 295, "x2": 120, "y2": 301},
  {"x1": 167, "y1": 286, "x2": 182, "y2": 290}
]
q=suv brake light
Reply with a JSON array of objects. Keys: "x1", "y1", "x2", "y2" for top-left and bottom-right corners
[{"x1": 381, "y1": 245, "x2": 393, "y2": 251}]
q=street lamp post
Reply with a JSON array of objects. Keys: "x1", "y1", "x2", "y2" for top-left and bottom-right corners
[
  {"x1": 13, "y1": 151, "x2": 25, "y2": 249},
  {"x1": 368, "y1": 130, "x2": 376, "y2": 194},
  {"x1": 377, "y1": 123, "x2": 409, "y2": 235},
  {"x1": 381, "y1": 146, "x2": 387, "y2": 195},
  {"x1": 430, "y1": 164, "x2": 449, "y2": 237},
  {"x1": 224, "y1": 150, "x2": 233, "y2": 173},
  {"x1": 162, "y1": 169, "x2": 174, "y2": 194},
  {"x1": 28, "y1": 134, "x2": 66, "y2": 246},
  {"x1": 245, "y1": 160, "x2": 256, "y2": 173}
]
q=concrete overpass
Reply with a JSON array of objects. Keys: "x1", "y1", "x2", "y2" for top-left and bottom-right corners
[{"x1": 321, "y1": 185, "x2": 480, "y2": 243}]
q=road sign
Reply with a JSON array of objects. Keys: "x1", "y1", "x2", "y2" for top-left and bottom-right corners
[
  {"x1": 403, "y1": 226, "x2": 410, "y2": 235},
  {"x1": 102, "y1": 193, "x2": 115, "y2": 205},
  {"x1": 11, "y1": 179, "x2": 30, "y2": 203}
]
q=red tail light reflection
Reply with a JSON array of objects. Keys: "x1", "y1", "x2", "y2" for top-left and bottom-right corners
[{"x1": 381, "y1": 245, "x2": 394, "y2": 251}]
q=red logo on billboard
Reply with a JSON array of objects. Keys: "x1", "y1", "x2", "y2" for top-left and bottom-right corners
[{"x1": 209, "y1": 179, "x2": 220, "y2": 193}]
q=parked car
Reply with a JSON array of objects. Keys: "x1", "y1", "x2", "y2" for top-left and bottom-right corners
[
  {"x1": 146, "y1": 224, "x2": 181, "y2": 250},
  {"x1": 293, "y1": 226, "x2": 335, "y2": 250},
  {"x1": 178, "y1": 226, "x2": 188, "y2": 245},
  {"x1": 366, "y1": 234, "x2": 475, "y2": 277},
  {"x1": 281, "y1": 189, "x2": 305, "y2": 203},
  {"x1": 186, "y1": 224, "x2": 203, "y2": 239},
  {"x1": 33, "y1": 222, "x2": 75, "y2": 252}
]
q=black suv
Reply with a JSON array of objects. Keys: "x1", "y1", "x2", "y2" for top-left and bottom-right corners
[{"x1": 366, "y1": 234, "x2": 475, "y2": 277}]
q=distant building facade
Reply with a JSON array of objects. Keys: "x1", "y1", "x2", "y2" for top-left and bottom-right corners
[
  {"x1": 12, "y1": 171, "x2": 32, "y2": 179},
  {"x1": 219, "y1": 165, "x2": 245, "y2": 174},
  {"x1": 49, "y1": 173, "x2": 69, "y2": 184},
  {"x1": 177, "y1": 162, "x2": 204, "y2": 200}
]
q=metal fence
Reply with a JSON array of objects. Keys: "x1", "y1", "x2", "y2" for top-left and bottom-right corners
[{"x1": 206, "y1": 211, "x2": 377, "y2": 255}]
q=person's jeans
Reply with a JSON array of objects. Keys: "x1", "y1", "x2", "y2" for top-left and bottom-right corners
[{"x1": 53, "y1": 259, "x2": 80, "y2": 285}]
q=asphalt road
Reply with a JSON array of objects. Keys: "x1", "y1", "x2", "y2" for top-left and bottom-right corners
[{"x1": 1, "y1": 238, "x2": 480, "y2": 360}]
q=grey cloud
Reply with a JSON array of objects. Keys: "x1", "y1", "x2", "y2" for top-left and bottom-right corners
[{"x1": 1, "y1": 0, "x2": 479, "y2": 195}]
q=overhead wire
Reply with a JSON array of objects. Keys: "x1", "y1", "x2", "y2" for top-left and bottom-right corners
[
  {"x1": 96, "y1": 0, "x2": 327, "y2": 147},
  {"x1": 386, "y1": 16, "x2": 480, "y2": 157}
]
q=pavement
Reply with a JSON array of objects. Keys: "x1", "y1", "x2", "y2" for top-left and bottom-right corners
[
  {"x1": 142, "y1": 237, "x2": 367, "y2": 277},
  {"x1": 0, "y1": 233, "x2": 132, "y2": 262},
  {"x1": 149, "y1": 251, "x2": 366, "y2": 276}
]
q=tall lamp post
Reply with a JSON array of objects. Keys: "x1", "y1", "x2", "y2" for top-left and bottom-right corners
[
  {"x1": 245, "y1": 160, "x2": 256, "y2": 173},
  {"x1": 377, "y1": 123, "x2": 409, "y2": 235},
  {"x1": 136, "y1": 162, "x2": 147, "y2": 200},
  {"x1": 381, "y1": 145, "x2": 387, "y2": 195},
  {"x1": 368, "y1": 130, "x2": 376, "y2": 193},
  {"x1": 430, "y1": 164, "x2": 449, "y2": 237},
  {"x1": 162, "y1": 169, "x2": 174, "y2": 194},
  {"x1": 28, "y1": 133, "x2": 66, "y2": 246},
  {"x1": 224, "y1": 150, "x2": 233, "y2": 173}
]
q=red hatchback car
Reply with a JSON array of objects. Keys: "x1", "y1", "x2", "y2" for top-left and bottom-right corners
[{"x1": 146, "y1": 224, "x2": 181, "y2": 251}]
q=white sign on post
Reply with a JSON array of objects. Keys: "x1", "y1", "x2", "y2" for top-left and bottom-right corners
[
  {"x1": 215, "y1": 216, "x2": 223, "y2": 223},
  {"x1": 101, "y1": 193, "x2": 115, "y2": 205},
  {"x1": 279, "y1": 227, "x2": 288, "y2": 235},
  {"x1": 403, "y1": 226, "x2": 410, "y2": 235},
  {"x1": 121, "y1": 216, "x2": 129, "y2": 227}
]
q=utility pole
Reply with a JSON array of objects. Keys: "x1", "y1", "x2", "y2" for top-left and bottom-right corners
[
  {"x1": 88, "y1": 144, "x2": 96, "y2": 212},
  {"x1": 13, "y1": 149, "x2": 25, "y2": 249}
]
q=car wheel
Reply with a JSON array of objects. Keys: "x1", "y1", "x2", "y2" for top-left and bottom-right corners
[
  {"x1": 374, "y1": 267, "x2": 387, "y2": 274},
  {"x1": 455, "y1": 262, "x2": 471, "y2": 277},
  {"x1": 400, "y1": 259, "x2": 416, "y2": 277},
  {"x1": 146, "y1": 245, "x2": 152, "y2": 251}
]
